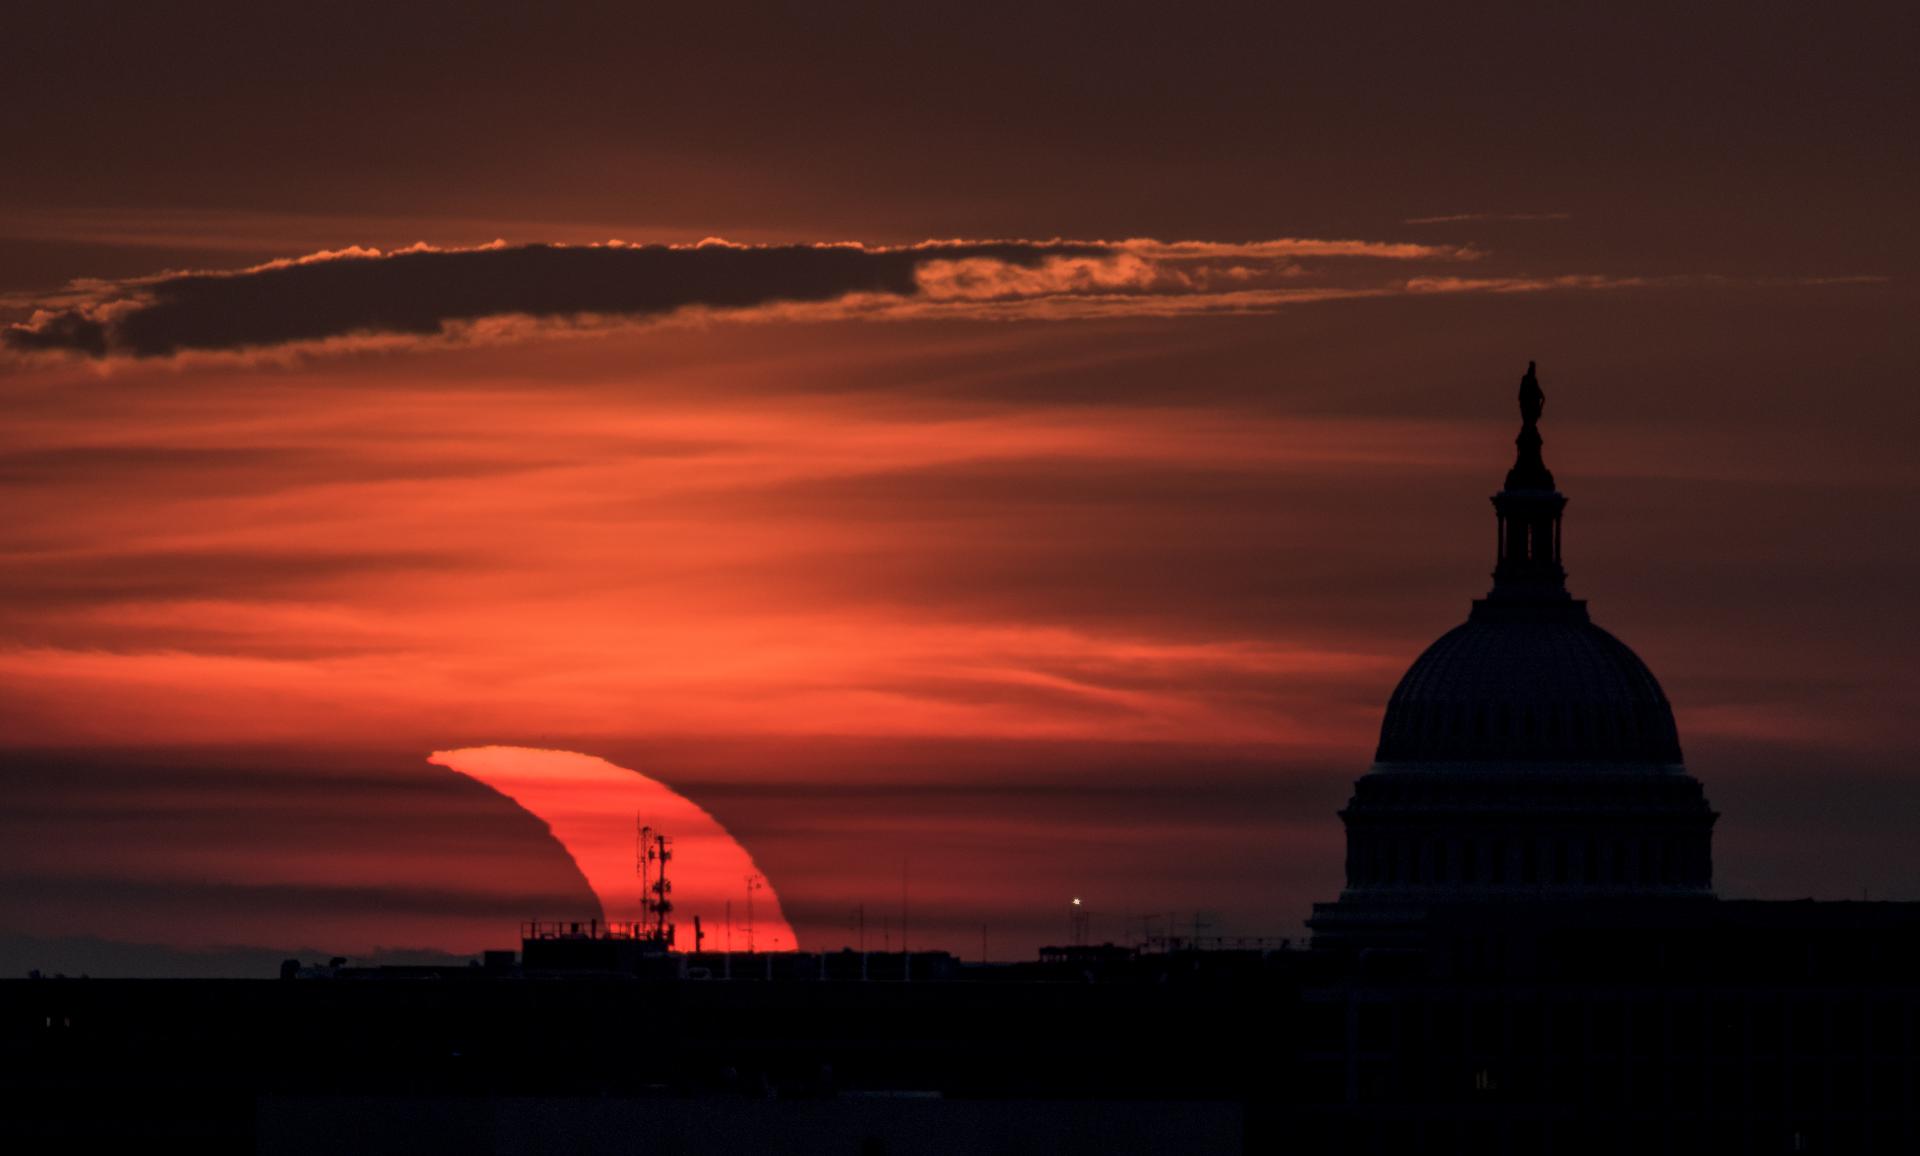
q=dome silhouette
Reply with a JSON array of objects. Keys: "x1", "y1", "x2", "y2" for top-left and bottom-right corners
[{"x1": 1373, "y1": 612, "x2": 1683, "y2": 765}]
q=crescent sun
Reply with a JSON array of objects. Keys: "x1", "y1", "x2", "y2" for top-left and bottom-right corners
[{"x1": 430, "y1": 746, "x2": 799, "y2": 952}]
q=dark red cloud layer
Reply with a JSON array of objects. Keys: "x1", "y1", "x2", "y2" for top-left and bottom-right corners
[
  {"x1": 4, "y1": 236, "x2": 1487, "y2": 359},
  {"x1": 1, "y1": 240, "x2": 1096, "y2": 357}
]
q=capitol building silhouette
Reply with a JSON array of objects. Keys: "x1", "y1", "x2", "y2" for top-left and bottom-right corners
[
  {"x1": 1291, "y1": 364, "x2": 1920, "y2": 1154},
  {"x1": 1312, "y1": 361, "x2": 1717, "y2": 949}
]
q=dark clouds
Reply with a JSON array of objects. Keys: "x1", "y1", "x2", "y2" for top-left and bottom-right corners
[
  {"x1": 1, "y1": 236, "x2": 1497, "y2": 359},
  {"x1": 0, "y1": 746, "x2": 598, "y2": 957},
  {"x1": 0, "y1": 546, "x2": 469, "y2": 614},
  {"x1": 0, "y1": 240, "x2": 1101, "y2": 358},
  {"x1": 0, "y1": 227, "x2": 1869, "y2": 363}
]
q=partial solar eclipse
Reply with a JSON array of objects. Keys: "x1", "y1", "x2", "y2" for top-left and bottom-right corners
[{"x1": 431, "y1": 746, "x2": 798, "y2": 952}]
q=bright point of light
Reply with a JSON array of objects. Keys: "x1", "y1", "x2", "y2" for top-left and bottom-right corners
[{"x1": 1071, "y1": 897, "x2": 1082, "y2": 906}]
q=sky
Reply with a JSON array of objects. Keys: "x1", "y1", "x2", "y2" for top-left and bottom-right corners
[{"x1": 1, "y1": 3, "x2": 1916, "y2": 972}]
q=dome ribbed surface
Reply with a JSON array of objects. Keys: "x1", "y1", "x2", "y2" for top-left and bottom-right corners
[{"x1": 1374, "y1": 615, "x2": 1682, "y2": 764}]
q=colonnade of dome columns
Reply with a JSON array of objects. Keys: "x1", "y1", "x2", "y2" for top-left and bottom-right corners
[{"x1": 1341, "y1": 824, "x2": 1713, "y2": 893}]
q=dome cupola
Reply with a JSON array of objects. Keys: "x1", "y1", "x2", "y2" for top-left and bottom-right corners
[{"x1": 1372, "y1": 361, "x2": 1682, "y2": 767}]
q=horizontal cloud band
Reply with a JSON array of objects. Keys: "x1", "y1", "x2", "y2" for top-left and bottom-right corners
[{"x1": 2, "y1": 236, "x2": 1470, "y2": 360}]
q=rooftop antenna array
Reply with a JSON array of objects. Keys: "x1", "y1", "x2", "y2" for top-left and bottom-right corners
[{"x1": 635, "y1": 817, "x2": 675, "y2": 947}]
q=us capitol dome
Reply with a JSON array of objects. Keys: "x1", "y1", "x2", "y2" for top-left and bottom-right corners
[{"x1": 1310, "y1": 362, "x2": 1718, "y2": 950}]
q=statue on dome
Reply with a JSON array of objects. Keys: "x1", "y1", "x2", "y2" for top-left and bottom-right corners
[{"x1": 1519, "y1": 360, "x2": 1544, "y2": 425}]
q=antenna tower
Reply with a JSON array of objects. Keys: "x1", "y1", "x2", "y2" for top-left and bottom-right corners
[
  {"x1": 635, "y1": 819, "x2": 675, "y2": 946},
  {"x1": 744, "y1": 873, "x2": 765, "y2": 952}
]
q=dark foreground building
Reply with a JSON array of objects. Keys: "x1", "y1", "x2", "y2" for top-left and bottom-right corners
[{"x1": 4, "y1": 365, "x2": 1918, "y2": 1153}]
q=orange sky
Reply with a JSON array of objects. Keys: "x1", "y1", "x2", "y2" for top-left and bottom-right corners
[{"x1": 0, "y1": 3, "x2": 1915, "y2": 972}]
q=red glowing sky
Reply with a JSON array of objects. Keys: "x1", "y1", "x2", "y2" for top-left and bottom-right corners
[{"x1": 0, "y1": 4, "x2": 1915, "y2": 971}]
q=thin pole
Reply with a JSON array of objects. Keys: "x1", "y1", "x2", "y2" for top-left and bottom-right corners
[
  {"x1": 745, "y1": 873, "x2": 764, "y2": 953},
  {"x1": 641, "y1": 810, "x2": 656, "y2": 925}
]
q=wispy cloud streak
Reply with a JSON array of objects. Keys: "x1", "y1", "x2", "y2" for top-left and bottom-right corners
[
  {"x1": 4, "y1": 235, "x2": 1478, "y2": 360},
  {"x1": 7, "y1": 232, "x2": 1869, "y2": 364}
]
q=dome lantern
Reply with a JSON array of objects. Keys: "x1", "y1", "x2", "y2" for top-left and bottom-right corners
[{"x1": 1485, "y1": 360, "x2": 1573, "y2": 608}]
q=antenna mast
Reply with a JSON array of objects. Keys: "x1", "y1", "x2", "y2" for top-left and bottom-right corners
[
  {"x1": 744, "y1": 873, "x2": 764, "y2": 952},
  {"x1": 636, "y1": 819, "x2": 675, "y2": 947}
]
